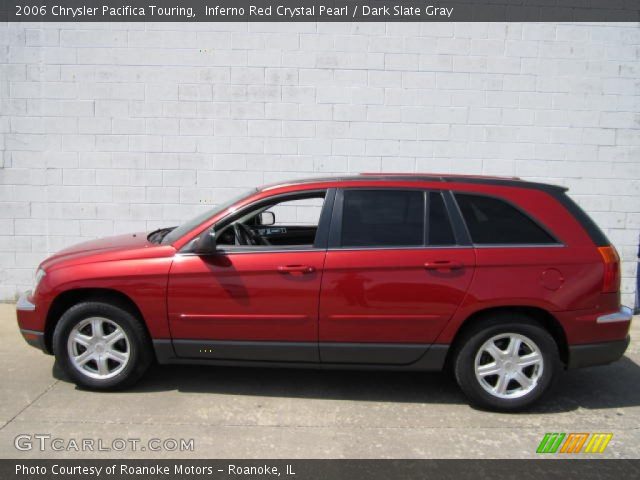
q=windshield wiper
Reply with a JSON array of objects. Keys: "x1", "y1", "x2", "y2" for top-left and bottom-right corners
[{"x1": 147, "y1": 226, "x2": 176, "y2": 243}]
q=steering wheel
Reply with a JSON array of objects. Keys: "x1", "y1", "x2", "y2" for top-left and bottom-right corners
[{"x1": 232, "y1": 223, "x2": 270, "y2": 246}]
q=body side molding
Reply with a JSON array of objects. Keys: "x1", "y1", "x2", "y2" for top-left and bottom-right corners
[{"x1": 153, "y1": 340, "x2": 449, "y2": 371}]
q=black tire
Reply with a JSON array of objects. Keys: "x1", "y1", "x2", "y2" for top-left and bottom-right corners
[
  {"x1": 52, "y1": 301, "x2": 152, "y2": 390},
  {"x1": 453, "y1": 313, "x2": 561, "y2": 412}
]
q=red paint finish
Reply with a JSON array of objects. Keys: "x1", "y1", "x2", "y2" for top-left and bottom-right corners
[
  {"x1": 19, "y1": 233, "x2": 175, "y2": 339},
  {"x1": 540, "y1": 269, "x2": 564, "y2": 291},
  {"x1": 16, "y1": 302, "x2": 39, "y2": 332},
  {"x1": 167, "y1": 251, "x2": 326, "y2": 341},
  {"x1": 319, "y1": 248, "x2": 475, "y2": 343},
  {"x1": 433, "y1": 245, "x2": 608, "y2": 345},
  {"x1": 16, "y1": 174, "x2": 631, "y2": 363}
]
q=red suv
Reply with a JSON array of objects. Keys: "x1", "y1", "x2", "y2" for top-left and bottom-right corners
[{"x1": 17, "y1": 174, "x2": 632, "y2": 411}]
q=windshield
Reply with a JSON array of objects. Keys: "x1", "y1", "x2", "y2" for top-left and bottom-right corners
[{"x1": 160, "y1": 189, "x2": 257, "y2": 245}]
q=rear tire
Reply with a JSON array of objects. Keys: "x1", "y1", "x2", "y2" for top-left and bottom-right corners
[
  {"x1": 453, "y1": 313, "x2": 561, "y2": 412},
  {"x1": 52, "y1": 301, "x2": 152, "y2": 390}
]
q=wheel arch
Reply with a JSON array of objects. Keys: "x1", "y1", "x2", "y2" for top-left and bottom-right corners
[
  {"x1": 44, "y1": 288, "x2": 149, "y2": 354},
  {"x1": 446, "y1": 306, "x2": 569, "y2": 367}
]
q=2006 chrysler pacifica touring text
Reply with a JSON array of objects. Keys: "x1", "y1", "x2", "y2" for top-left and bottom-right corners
[{"x1": 17, "y1": 174, "x2": 632, "y2": 411}]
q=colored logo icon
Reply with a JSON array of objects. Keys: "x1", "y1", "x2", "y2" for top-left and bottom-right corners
[{"x1": 537, "y1": 433, "x2": 613, "y2": 454}]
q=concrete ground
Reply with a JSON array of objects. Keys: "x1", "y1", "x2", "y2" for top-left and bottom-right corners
[{"x1": 0, "y1": 303, "x2": 638, "y2": 459}]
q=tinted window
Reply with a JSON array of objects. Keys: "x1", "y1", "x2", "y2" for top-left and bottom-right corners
[
  {"x1": 455, "y1": 193, "x2": 556, "y2": 245},
  {"x1": 428, "y1": 192, "x2": 456, "y2": 245},
  {"x1": 341, "y1": 190, "x2": 424, "y2": 247}
]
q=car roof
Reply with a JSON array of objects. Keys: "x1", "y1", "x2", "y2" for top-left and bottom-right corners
[{"x1": 260, "y1": 173, "x2": 568, "y2": 193}]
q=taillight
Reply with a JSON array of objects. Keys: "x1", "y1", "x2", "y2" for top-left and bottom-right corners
[{"x1": 597, "y1": 246, "x2": 620, "y2": 293}]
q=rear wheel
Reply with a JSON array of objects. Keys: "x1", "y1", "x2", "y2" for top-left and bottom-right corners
[
  {"x1": 453, "y1": 314, "x2": 561, "y2": 411},
  {"x1": 53, "y1": 302, "x2": 152, "y2": 390}
]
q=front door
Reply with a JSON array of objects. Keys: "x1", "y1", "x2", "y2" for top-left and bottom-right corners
[
  {"x1": 319, "y1": 189, "x2": 475, "y2": 364},
  {"x1": 167, "y1": 189, "x2": 333, "y2": 363}
]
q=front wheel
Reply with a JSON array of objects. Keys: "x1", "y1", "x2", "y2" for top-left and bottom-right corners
[
  {"x1": 453, "y1": 315, "x2": 561, "y2": 411},
  {"x1": 53, "y1": 302, "x2": 152, "y2": 390}
]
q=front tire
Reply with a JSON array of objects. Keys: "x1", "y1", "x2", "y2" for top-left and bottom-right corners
[
  {"x1": 453, "y1": 314, "x2": 561, "y2": 411},
  {"x1": 53, "y1": 302, "x2": 152, "y2": 390}
]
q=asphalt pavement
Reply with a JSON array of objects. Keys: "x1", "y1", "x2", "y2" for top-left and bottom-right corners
[{"x1": 1, "y1": 304, "x2": 638, "y2": 458}]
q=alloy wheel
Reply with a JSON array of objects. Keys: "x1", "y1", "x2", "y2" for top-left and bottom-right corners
[
  {"x1": 67, "y1": 317, "x2": 131, "y2": 380},
  {"x1": 473, "y1": 333, "x2": 544, "y2": 400}
]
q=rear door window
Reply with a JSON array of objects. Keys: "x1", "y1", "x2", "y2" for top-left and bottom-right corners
[
  {"x1": 454, "y1": 193, "x2": 556, "y2": 245},
  {"x1": 341, "y1": 190, "x2": 424, "y2": 247}
]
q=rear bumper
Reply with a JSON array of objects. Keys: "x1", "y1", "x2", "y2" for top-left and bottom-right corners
[
  {"x1": 567, "y1": 335, "x2": 630, "y2": 369},
  {"x1": 596, "y1": 305, "x2": 633, "y2": 324}
]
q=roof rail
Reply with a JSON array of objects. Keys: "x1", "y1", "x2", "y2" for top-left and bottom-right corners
[{"x1": 261, "y1": 173, "x2": 568, "y2": 193}]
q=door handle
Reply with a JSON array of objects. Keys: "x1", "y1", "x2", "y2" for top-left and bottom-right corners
[
  {"x1": 277, "y1": 265, "x2": 316, "y2": 274},
  {"x1": 423, "y1": 260, "x2": 463, "y2": 271}
]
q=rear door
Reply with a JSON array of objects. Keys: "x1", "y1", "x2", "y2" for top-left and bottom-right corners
[{"x1": 318, "y1": 189, "x2": 475, "y2": 365}]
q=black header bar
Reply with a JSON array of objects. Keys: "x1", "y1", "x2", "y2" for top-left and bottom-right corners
[
  {"x1": 2, "y1": 0, "x2": 639, "y2": 22},
  {"x1": 4, "y1": 459, "x2": 640, "y2": 480}
]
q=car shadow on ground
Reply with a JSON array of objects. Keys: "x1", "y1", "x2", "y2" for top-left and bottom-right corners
[{"x1": 54, "y1": 356, "x2": 640, "y2": 414}]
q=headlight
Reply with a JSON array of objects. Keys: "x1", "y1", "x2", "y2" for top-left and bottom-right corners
[{"x1": 33, "y1": 268, "x2": 46, "y2": 293}]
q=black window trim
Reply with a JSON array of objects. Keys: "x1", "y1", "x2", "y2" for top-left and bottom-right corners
[
  {"x1": 438, "y1": 190, "x2": 471, "y2": 247},
  {"x1": 328, "y1": 187, "x2": 467, "y2": 251},
  {"x1": 549, "y1": 190, "x2": 610, "y2": 247},
  {"x1": 451, "y1": 190, "x2": 565, "y2": 248},
  {"x1": 180, "y1": 188, "x2": 335, "y2": 255}
]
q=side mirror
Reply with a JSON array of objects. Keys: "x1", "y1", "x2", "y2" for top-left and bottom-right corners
[
  {"x1": 259, "y1": 211, "x2": 275, "y2": 226},
  {"x1": 194, "y1": 229, "x2": 217, "y2": 254}
]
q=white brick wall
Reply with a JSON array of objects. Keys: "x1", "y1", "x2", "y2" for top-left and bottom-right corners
[{"x1": 1, "y1": 22, "x2": 639, "y2": 306}]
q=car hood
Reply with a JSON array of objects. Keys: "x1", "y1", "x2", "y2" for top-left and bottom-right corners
[{"x1": 40, "y1": 233, "x2": 174, "y2": 271}]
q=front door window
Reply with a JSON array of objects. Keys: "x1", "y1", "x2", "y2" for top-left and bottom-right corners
[{"x1": 215, "y1": 193, "x2": 326, "y2": 250}]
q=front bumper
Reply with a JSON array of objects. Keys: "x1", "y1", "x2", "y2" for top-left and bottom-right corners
[
  {"x1": 17, "y1": 293, "x2": 36, "y2": 312},
  {"x1": 19, "y1": 328, "x2": 46, "y2": 351},
  {"x1": 16, "y1": 291, "x2": 48, "y2": 353},
  {"x1": 568, "y1": 335, "x2": 630, "y2": 369}
]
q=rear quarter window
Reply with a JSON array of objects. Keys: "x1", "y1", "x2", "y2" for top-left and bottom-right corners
[{"x1": 454, "y1": 193, "x2": 557, "y2": 245}]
